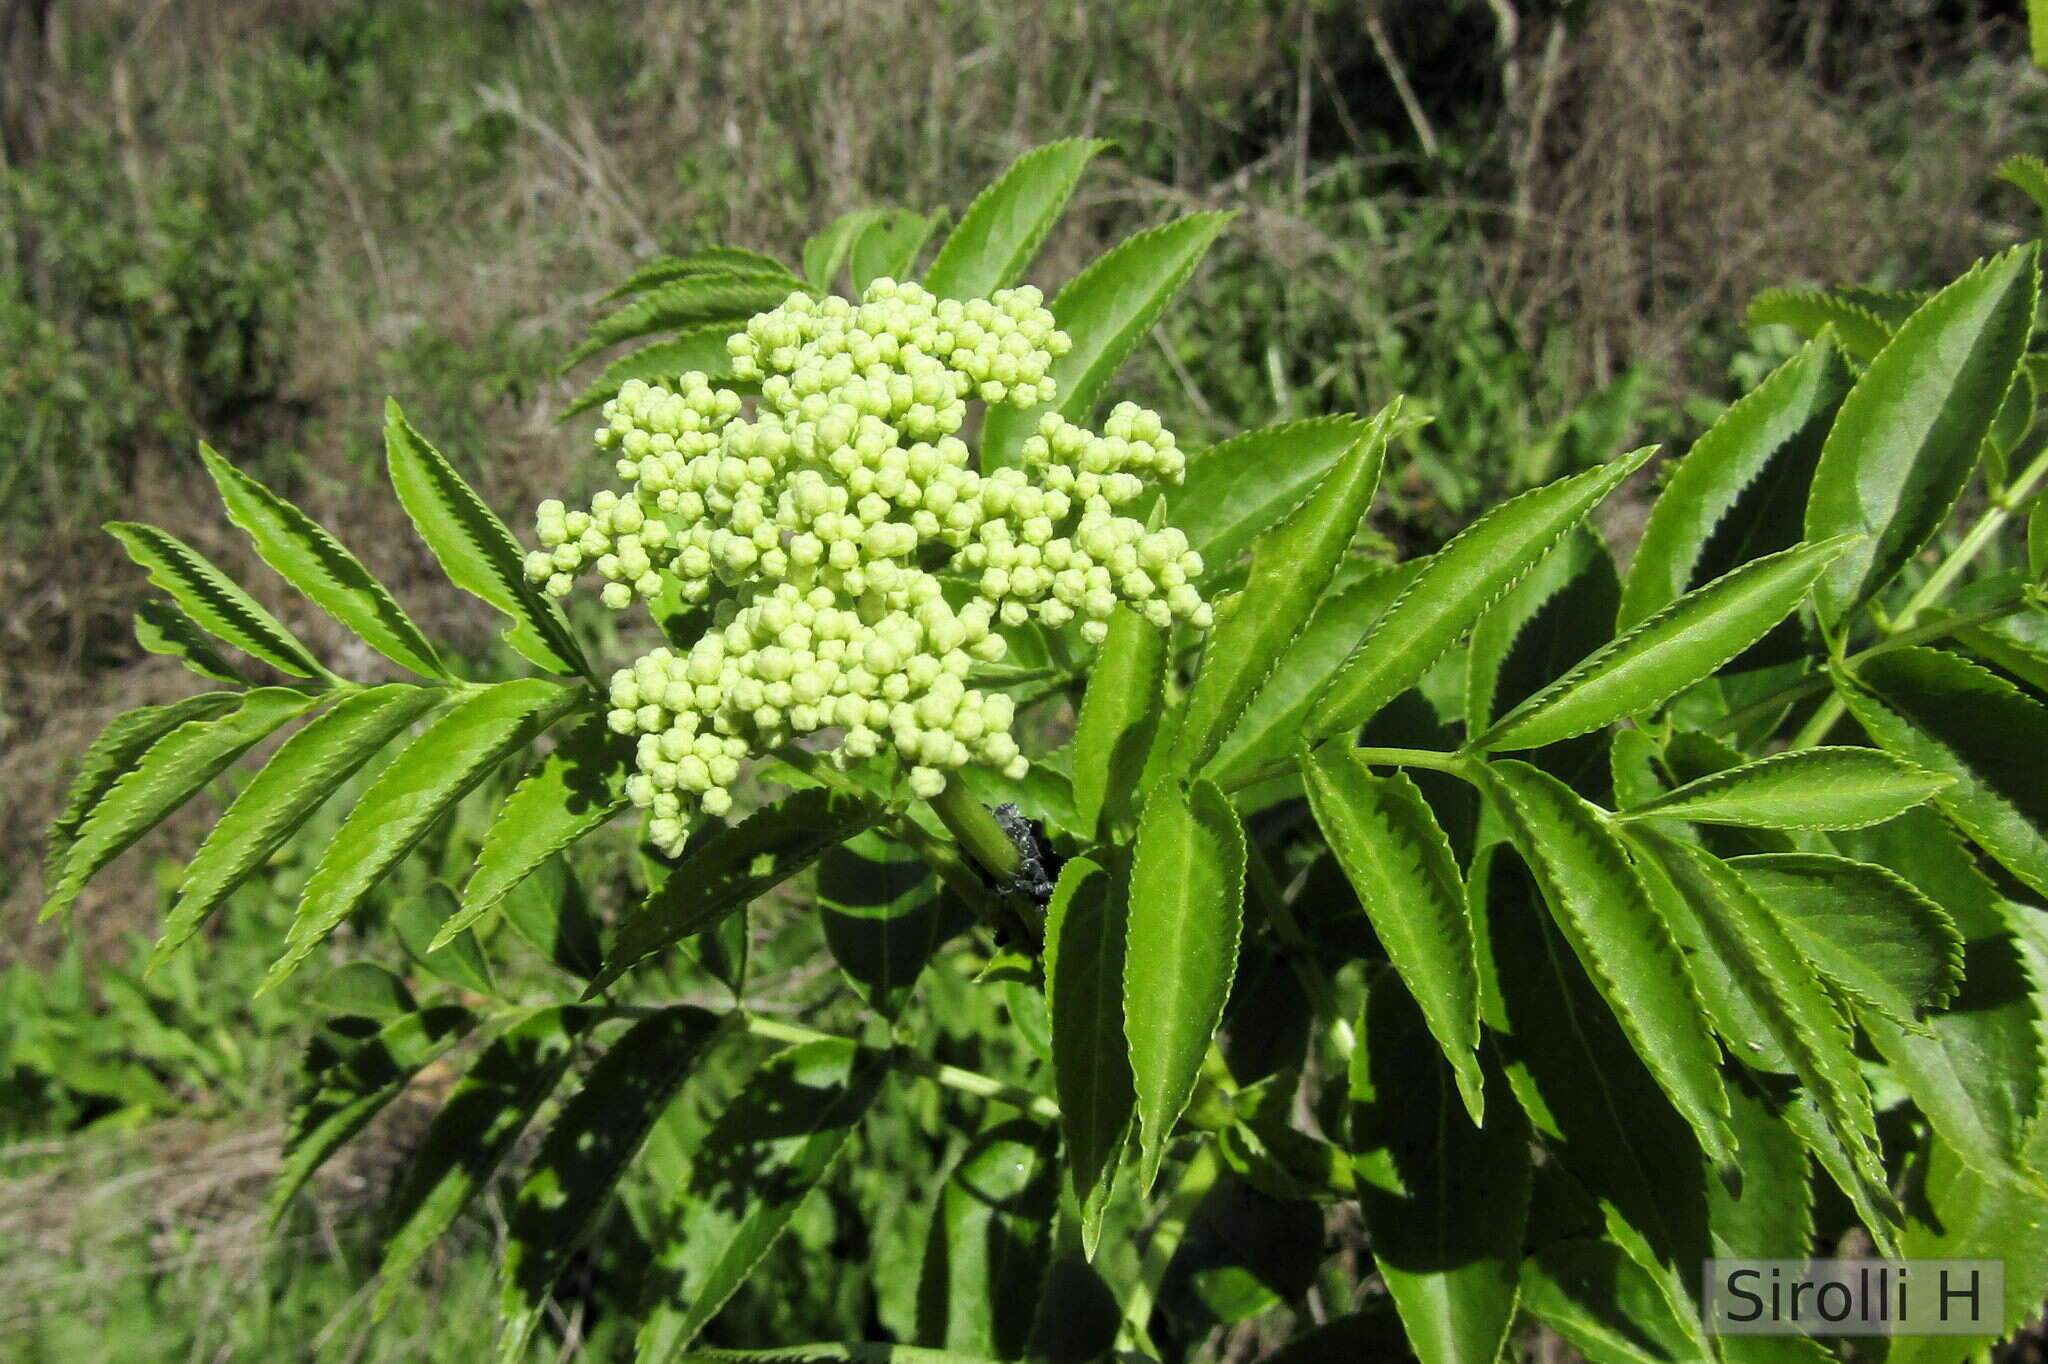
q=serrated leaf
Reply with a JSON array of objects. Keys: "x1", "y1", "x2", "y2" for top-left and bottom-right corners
[
  {"x1": 374, "y1": 1006, "x2": 597, "y2": 1316},
  {"x1": 134, "y1": 599, "x2": 244, "y2": 684},
  {"x1": 1304, "y1": 747, "x2": 1482, "y2": 1123},
  {"x1": 446, "y1": 714, "x2": 633, "y2": 949},
  {"x1": 1309, "y1": 447, "x2": 1654, "y2": 739},
  {"x1": 1835, "y1": 894, "x2": 2040, "y2": 1186},
  {"x1": 1124, "y1": 779, "x2": 1244, "y2": 1195},
  {"x1": 1475, "y1": 536, "x2": 1856, "y2": 752},
  {"x1": 604, "y1": 247, "x2": 797, "y2": 300},
  {"x1": 1732, "y1": 854, "x2": 1960, "y2": 1025},
  {"x1": 1746, "y1": 288, "x2": 1895, "y2": 360},
  {"x1": 1070, "y1": 606, "x2": 1166, "y2": 839},
  {"x1": 1475, "y1": 761, "x2": 1735, "y2": 1172},
  {"x1": 1042, "y1": 856, "x2": 1133, "y2": 1258},
  {"x1": 1349, "y1": 972, "x2": 1529, "y2": 1364},
  {"x1": 268, "y1": 1005, "x2": 475, "y2": 1223},
  {"x1": 818, "y1": 830, "x2": 956, "y2": 1020},
  {"x1": 1839, "y1": 646, "x2": 2048, "y2": 898},
  {"x1": 1622, "y1": 338, "x2": 1854, "y2": 630},
  {"x1": 1805, "y1": 245, "x2": 2040, "y2": 628},
  {"x1": 591, "y1": 787, "x2": 878, "y2": 994},
  {"x1": 45, "y1": 692, "x2": 239, "y2": 879},
  {"x1": 44, "y1": 687, "x2": 317, "y2": 921},
  {"x1": 106, "y1": 522, "x2": 326, "y2": 679},
  {"x1": 197, "y1": 444, "x2": 445, "y2": 678},
  {"x1": 1206, "y1": 561, "x2": 1421, "y2": 784},
  {"x1": 849, "y1": 209, "x2": 941, "y2": 292},
  {"x1": 384, "y1": 402, "x2": 588, "y2": 677},
  {"x1": 1173, "y1": 409, "x2": 1391, "y2": 774},
  {"x1": 153, "y1": 684, "x2": 441, "y2": 970},
  {"x1": 636, "y1": 1039, "x2": 886, "y2": 1362},
  {"x1": 1630, "y1": 830, "x2": 1898, "y2": 1251},
  {"x1": 803, "y1": 209, "x2": 891, "y2": 293},
  {"x1": 1998, "y1": 153, "x2": 2048, "y2": 225},
  {"x1": 1167, "y1": 415, "x2": 1378, "y2": 571},
  {"x1": 917, "y1": 1120, "x2": 1058, "y2": 1358},
  {"x1": 924, "y1": 139, "x2": 1108, "y2": 299},
  {"x1": 264, "y1": 679, "x2": 580, "y2": 990},
  {"x1": 1468, "y1": 526, "x2": 1617, "y2": 736},
  {"x1": 1470, "y1": 848, "x2": 1716, "y2": 1351},
  {"x1": 499, "y1": 1005, "x2": 725, "y2": 1361},
  {"x1": 558, "y1": 327, "x2": 745, "y2": 420},
  {"x1": 565, "y1": 272, "x2": 799, "y2": 368},
  {"x1": 1615, "y1": 746, "x2": 1948, "y2": 830},
  {"x1": 980, "y1": 213, "x2": 1232, "y2": 469}
]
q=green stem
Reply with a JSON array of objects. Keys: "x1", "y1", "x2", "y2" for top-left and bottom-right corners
[
  {"x1": 740, "y1": 1014, "x2": 1060, "y2": 1122},
  {"x1": 1218, "y1": 744, "x2": 1468, "y2": 793},
  {"x1": 1790, "y1": 443, "x2": 2048, "y2": 750},
  {"x1": 926, "y1": 773, "x2": 1022, "y2": 882},
  {"x1": 1708, "y1": 597, "x2": 2031, "y2": 738}
]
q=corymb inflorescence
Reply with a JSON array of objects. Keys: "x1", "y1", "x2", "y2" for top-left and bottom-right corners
[{"x1": 525, "y1": 278, "x2": 1213, "y2": 852}]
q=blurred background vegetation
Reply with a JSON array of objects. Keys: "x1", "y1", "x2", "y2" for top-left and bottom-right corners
[{"x1": 1, "y1": 0, "x2": 2042, "y2": 1358}]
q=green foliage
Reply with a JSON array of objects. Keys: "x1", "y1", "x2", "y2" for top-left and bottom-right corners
[{"x1": 40, "y1": 145, "x2": 2048, "y2": 1363}]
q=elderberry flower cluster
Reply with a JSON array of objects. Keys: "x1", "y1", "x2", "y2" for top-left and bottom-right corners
[{"x1": 527, "y1": 277, "x2": 1212, "y2": 852}]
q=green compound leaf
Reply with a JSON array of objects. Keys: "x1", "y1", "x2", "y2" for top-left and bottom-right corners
[
  {"x1": 924, "y1": 138, "x2": 1108, "y2": 300},
  {"x1": 1766, "y1": 865, "x2": 2035, "y2": 1185},
  {"x1": 499, "y1": 1006, "x2": 726, "y2": 1362},
  {"x1": 1475, "y1": 536, "x2": 1856, "y2": 753},
  {"x1": 264, "y1": 679, "x2": 581, "y2": 991},
  {"x1": 44, "y1": 687, "x2": 318, "y2": 922},
  {"x1": 637, "y1": 1039, "x2": 887, "y2": 1363},
  {"x1": 446, "y1": 713, "x2": 634, "y2": 949},
  {"x1": 1124, "y1": 778, "x2": 1245, "y2": 1196},
  {"x1": 384, "y1": 400, "x2": 589, "y2": 679},
  {"x1": 1746, "y1": 288, "x2": 1896, "y2": 361},
  {"x1": 1206, "y1": 561, "x2": 1421, "y2": 785},
  {"x1": 45, "y1": 691, "x2": 239, "y2": 879},
  {"x1": 153, "y1": 684, "x2": 442, "y2": 971},
  {"x1": 1173, "y1": 408, "x2": 1391, "y2": 774},
  {"x1": 849, "y1": 209, "x2": 943, "y2": 292},
  {"x1": 1731, "y1": 854, "x2": 1961, "y2": 1023},
  {"x1": 1309, "y1": 446, "x2": 1654, "y2": 740},
  {"x1": 980, "y1": 212, "x2": 1232, "y2": 469},
  {"x1": 559, "y1": 326, "x2": 746, "y2": 420},
  {"x1": 918, "y1": 1120, "x2": 1058, "y2": 1359},
  {"x1": 604, "y1": 247, "x2": 799, "y2": 301},
  {"x1": 1350, "y1": 973, "x2": 1529, "y2": 1364},
  {"x1": 1168, "y1": 416, "x2": 1386, "y2": 574},
  {"x1": 1805, "y1": 244, "x2": 2039, "y2": 629},
  {"x1": 1621, "y1": 337, "x2": 1854, "y2": 629},
  {"x1": 591, "y1": 786, "x2": 879, "y2": 995},
  {"x1": 803, "y1": 209, "x2": 891, "y2": 293},
  {"x1": 1041, "y1": 855, "x2": 1134, "y2": 1258},
  {"x1": 1997, "y1": 153, "x2": 2048, "y2": 225},
  {"x1": 1614, "y1": 746, "x2": 1949, "y2": 831},
  {"x1": 1303, "y1": 746, "x2": 1483, "y2": 1124},
  {"x1": 373, "y1": 1006, "x2": 597, "y2": 1317},
  {"x1": 1838, "y1": 646, "x2": 2048, "y2": 898},
  {"x1": 268, "y1": 1005, "x2": 477, "y2": 1224},
  {"x1": 1070, "y1": 606, "x2": 1166, "y2": 839},
  {"x1": 198, "y1": 443, "x2": 445, "y2": 679},
  {"x1": 1471, "y1": 848, "x2": 1716, "y2": 1353},
  {"x1": 134, "y1": 598, "x2": 244, "y2": 684},
  {"x1": 565, "y1": 272, "x2": 802, "y2": 368},
  {"x1": 1631, "y1": 830, "x2": 1899, "y2": 1251},
  {"x1": 1475, "y1": 761, "x2": 1736, "y2": 1175},
  {"x1": 106, "y1": 522, "x2": 326, "y2": 679}
]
